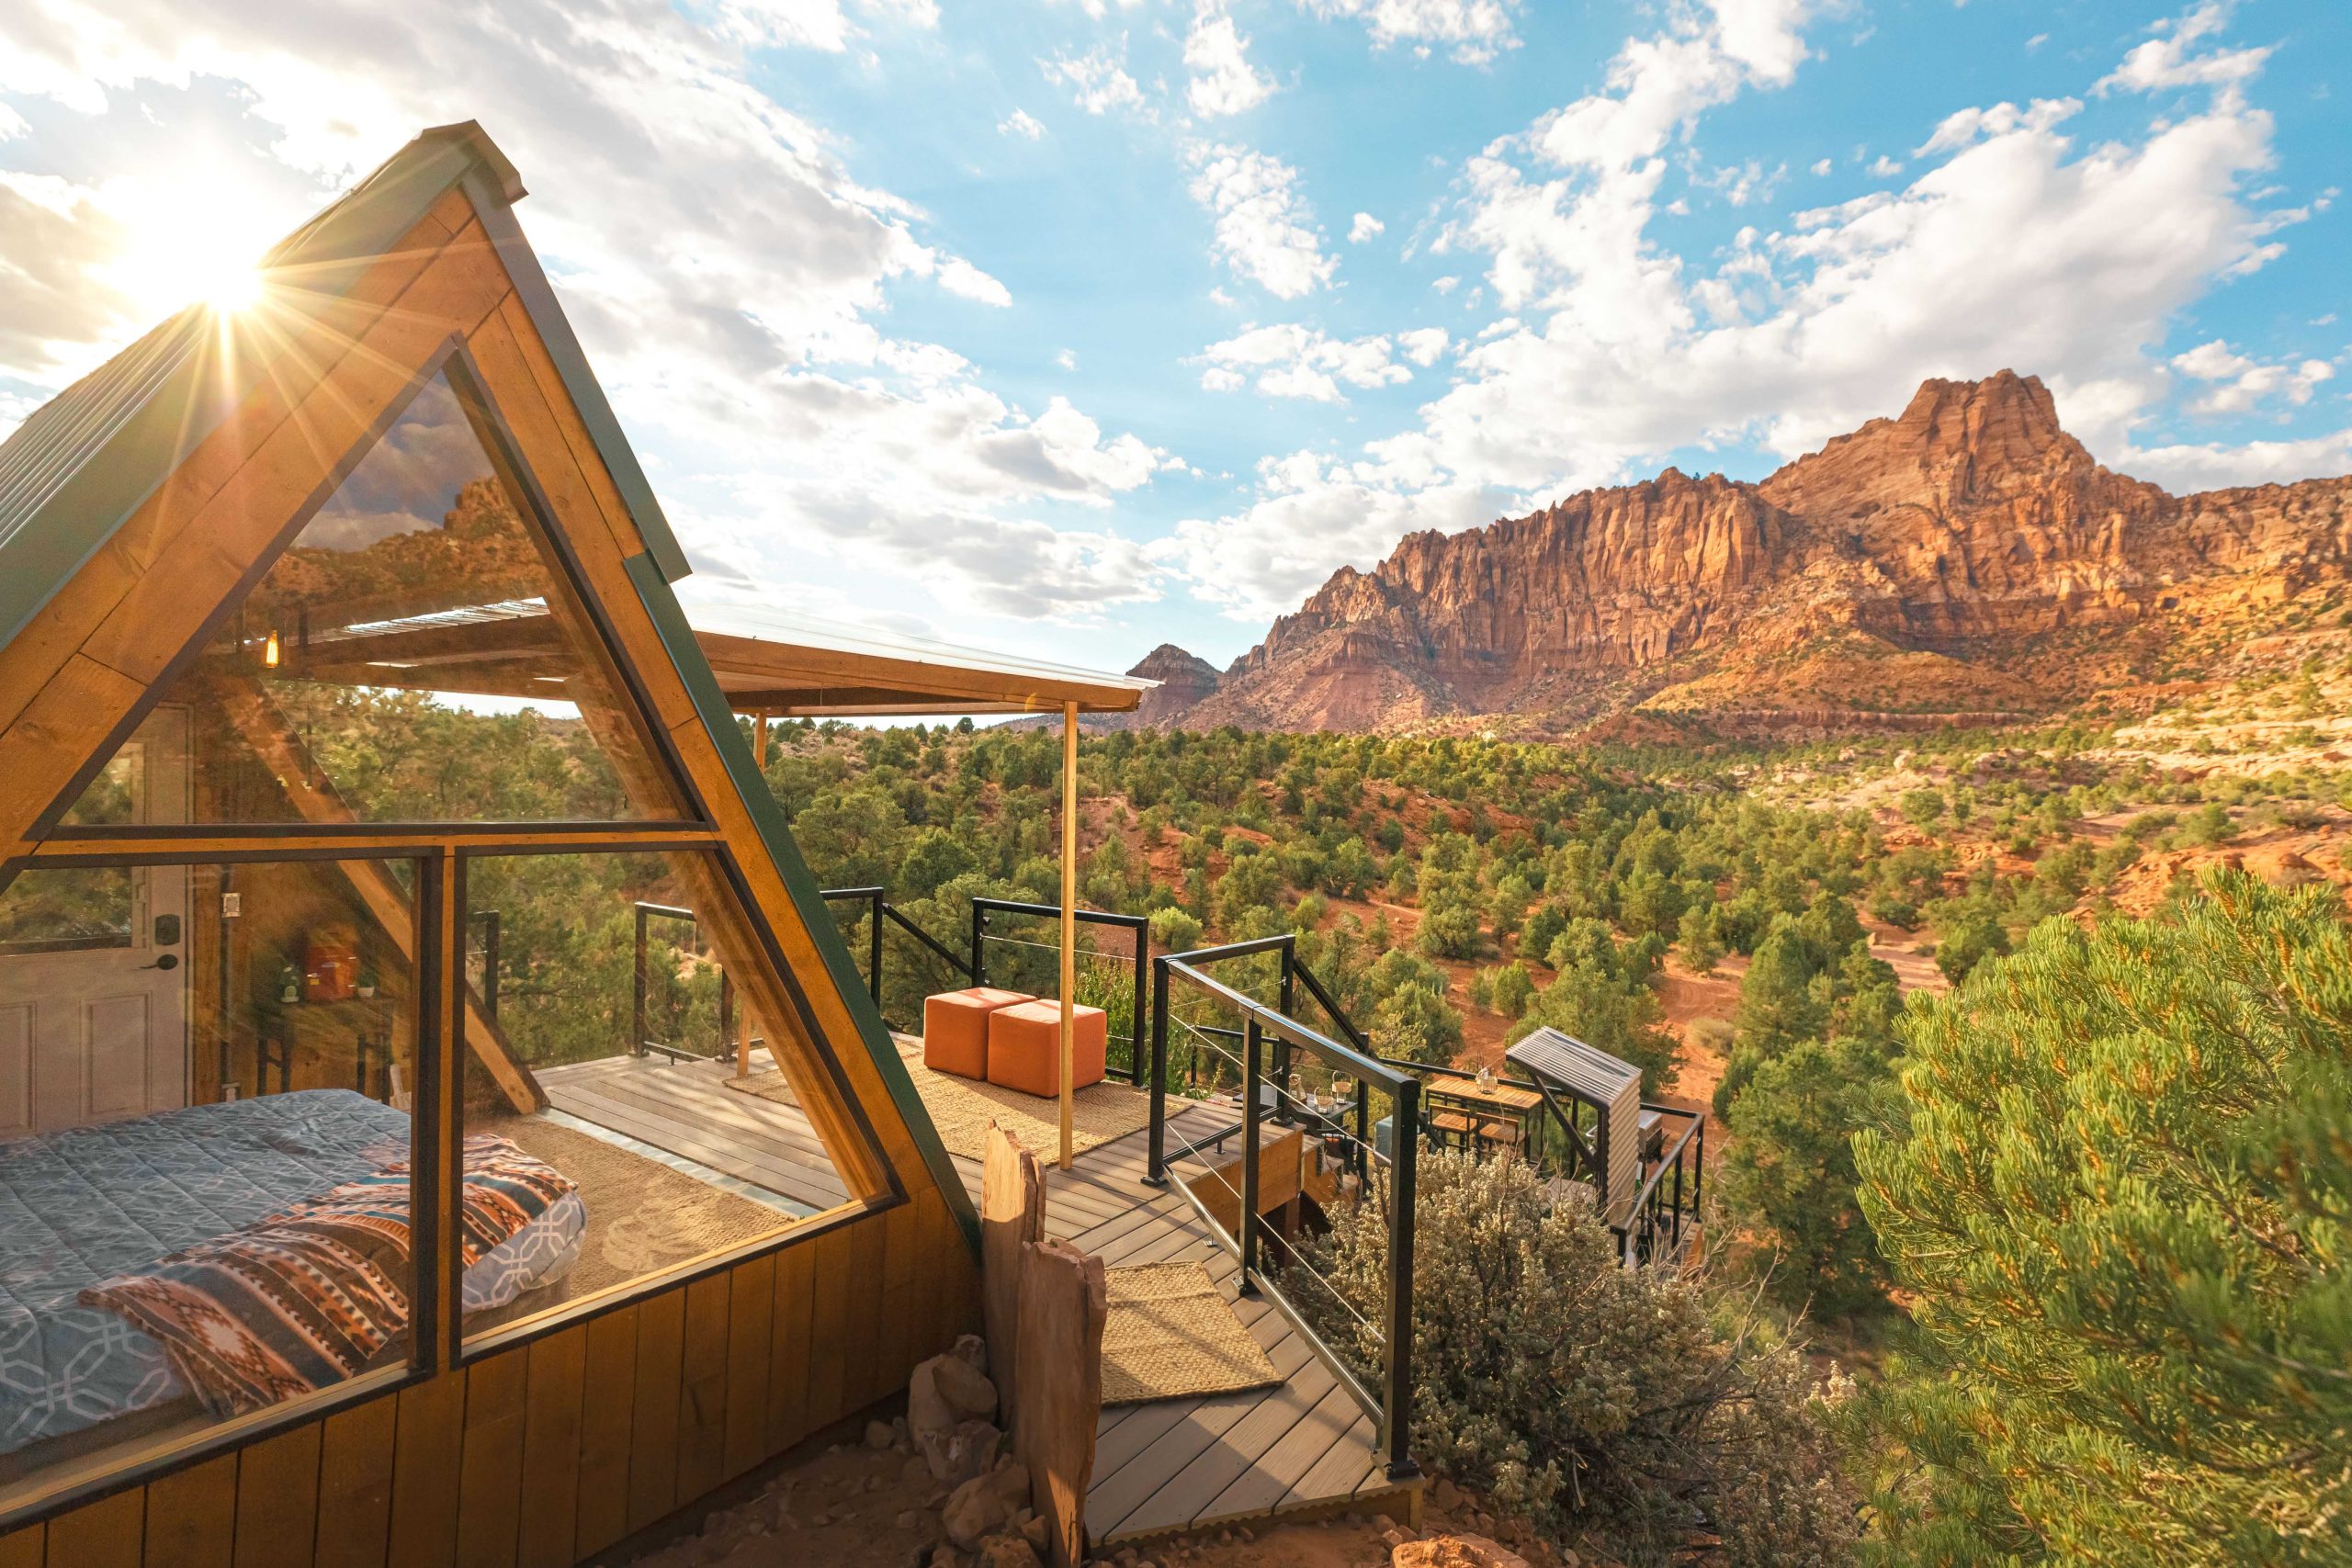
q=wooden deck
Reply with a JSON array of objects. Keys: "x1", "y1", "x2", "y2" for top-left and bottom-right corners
[{"x1": 532, "y1": 1052, "x2": 1419, "y2": 1545}]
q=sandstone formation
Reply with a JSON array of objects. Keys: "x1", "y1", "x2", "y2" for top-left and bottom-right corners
[{"x1": 1155, "y1": 372, "x2": 2352, "y2": 735}]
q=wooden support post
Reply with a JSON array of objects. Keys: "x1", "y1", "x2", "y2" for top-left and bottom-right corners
[
  {"x1": 982, "y1": 1122, "x2": 1046, "y2": 1416},
  {"x1": 1013, "y1": 1236, "x2": 1105, "y2": 1568},
  {"x1": 1058, "y1": 699, "x2": 1078, "y2": 1171},
  {"x1": 753, "y1": 713, "x2": 769, "y2": 769}
]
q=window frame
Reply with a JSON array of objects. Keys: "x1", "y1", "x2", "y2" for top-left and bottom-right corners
[
  {"x1": 0, "y1": 344, "x2": 915, "y2": 1529},
  {"x1": 27, "y1": 346, "x2": 709, "y2": 847},
  {"x1": 0, "y1": 821, "x2": 907, "y2": 1533}
]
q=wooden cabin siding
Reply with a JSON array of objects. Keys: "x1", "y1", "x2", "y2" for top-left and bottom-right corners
[
  {"x1": 0, "y1": 162, "x2": 985, "y2": 1564},
  {"x1": 0, "y1": 1191, "x2": 978, "y2": 1568}
]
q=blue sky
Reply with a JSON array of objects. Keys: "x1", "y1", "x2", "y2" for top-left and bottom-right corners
[{"x1": 1, "y1": 0, "x2": 2346, "y2": 677}]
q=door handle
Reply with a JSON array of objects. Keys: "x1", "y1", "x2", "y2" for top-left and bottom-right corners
[{"x1": 140, "y1": 954, "x2": 179, "y2": 972}]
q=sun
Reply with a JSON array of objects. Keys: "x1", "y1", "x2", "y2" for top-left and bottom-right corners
[{"x1": 203, "y1": 263, "x2": 265, "y2": 315}]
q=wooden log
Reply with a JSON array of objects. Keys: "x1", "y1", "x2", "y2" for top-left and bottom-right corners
[
  {"x1": 1012, "y1": 1237, "x2": 1105, "y2": 1568},
  {"x1": 981, "y1": 1122, "x2": 1046, "y2": 1411}
]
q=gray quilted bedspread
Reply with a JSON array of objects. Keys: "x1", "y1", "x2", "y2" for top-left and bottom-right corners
[{"x1": 0, "y1": 1090, "x2": 410, "y2": 1454}]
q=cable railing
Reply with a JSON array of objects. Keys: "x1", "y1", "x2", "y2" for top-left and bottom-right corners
[
  {"x1": 967, "y1": 897, "x2": 1150, "y2": 1087},
  {"x1": 818, "y1": 886, "x2": 978, "y2": 1029},
  {"x1": 1147, "y1": 940, "x2": 1421, "y2": 1483},
  {"x1": 631, "y1": 900, "x2": 736, "y2": 1066}
]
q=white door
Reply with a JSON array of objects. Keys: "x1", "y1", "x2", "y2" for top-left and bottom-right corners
[{"x1": 0, "y1": 708, "x2": 190, "y2": 1137}]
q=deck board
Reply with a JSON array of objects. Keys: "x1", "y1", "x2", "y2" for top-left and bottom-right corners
[{"x1": 533, "y1": 1058, "x2": 1415, "y2": 1543}]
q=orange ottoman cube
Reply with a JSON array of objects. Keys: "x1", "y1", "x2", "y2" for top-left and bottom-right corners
[
  {"x1": 922, "y1": 987, "x2": 1034, "y2": 1079},
  {"x1": 985, "y1": 1000, "x2": 1108, "y2": 1098}
]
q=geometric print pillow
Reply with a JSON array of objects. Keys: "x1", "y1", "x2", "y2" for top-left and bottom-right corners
[{"x1": 80, "y1": 1135, "x2": 573, "y2": 1416}]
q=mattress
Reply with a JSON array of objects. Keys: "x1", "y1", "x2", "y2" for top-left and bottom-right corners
[{"x1": 0, "y1": 1090, "x2": 581, "y2": 1455}]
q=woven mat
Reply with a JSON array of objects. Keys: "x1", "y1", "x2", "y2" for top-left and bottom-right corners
[
  {"x1": 477, "y1": 1117, "x2": 796, "y2": 1321},
  {"x1": 727, "y1": 1046, "x2": 1153, "y2": 1163},
  {"x1": 1100, "y1": 1260, "x2": 1283, "y2": 1406}
]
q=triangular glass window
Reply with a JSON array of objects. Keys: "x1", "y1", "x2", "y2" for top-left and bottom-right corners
[{"x1": 65, "y1": 366, "x2": 692, "y2": 827}]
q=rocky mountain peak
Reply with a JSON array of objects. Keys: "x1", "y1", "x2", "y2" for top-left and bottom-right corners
[
  {"x1": 1760, "y1": 369, "x2": 2100, "y2": 520},
  {"x1": 1137, "y1": 371, "x2": 2352, "y2": 735},
  {"x1": 1125, "y1": 643, "x2": 1222, "y2": 728}
]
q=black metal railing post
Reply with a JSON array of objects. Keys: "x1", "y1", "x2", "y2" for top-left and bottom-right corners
[
  {"x1": 473, "y1": 909, "x2": 501, "y2": 1022},
  {"x1": 1274, "y1": 941, "x2": 1296, "y2": 1096},
  {"x1": 969, "y1": 901, "x2": 987, "y2": 989},
  {"x1": 865, "y1": 888, "x2": 883, "y2": 1008},
  {"x1": 1385, "y1": 1071, "x2": 1420, "y2": 1480},
  {"x1": 1131, "y1": 921, "x2": 1150, "y2": 1088},
  {"x1": 1238, "y1": 1015, "x2": 1263, "y2": 1293},
  {"x1": 1146, "y1": 958, "x2": 1171, "y2": 1185},
  {"x1": 718, "y1": 970, "x2": 734, "y2": 1064},
  {"x1": 631, "y1": 901, "x2": 700, "y2": 1061},
  {"x1": 632, "y1": 902, "x2": 649, "y2": 1058}
]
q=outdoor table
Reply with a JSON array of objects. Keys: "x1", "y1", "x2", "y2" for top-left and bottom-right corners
[{"x1": 1425, "y1": 1077, "x2": 1543, "y2": 1152}]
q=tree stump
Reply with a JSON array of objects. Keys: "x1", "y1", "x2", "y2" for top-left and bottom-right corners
[
  {"x1": 983, "y1": 1122, "x2": 1046, "y2": 1405},
  {"x1": 1013, "y1": 1236, "x2": 1105, "y2": 1568}
]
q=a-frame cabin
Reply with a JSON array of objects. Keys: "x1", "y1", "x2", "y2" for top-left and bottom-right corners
[{"x1": 0, "y1": 122, "x2": 988, "y2": 1566}]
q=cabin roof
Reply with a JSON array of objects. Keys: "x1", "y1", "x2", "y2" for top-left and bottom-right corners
[
  {"x1": 1505, "y1": 1027, "x2": 1643, "y2": 1110},
  {"x1": 0, "y1": 120, "x2": 1148, "y2": 718},
  {"x1": 687, "y1": 602, "x2": 1152, "y2": 716}
]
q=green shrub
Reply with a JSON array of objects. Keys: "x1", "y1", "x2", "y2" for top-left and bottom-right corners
[
  {"x1": 1856, "y1": 871, "x2": 2352, "y2": 1562},
  {"x1": 1293, "y1": 1153, "x2": 1860, "y2": 1565}
]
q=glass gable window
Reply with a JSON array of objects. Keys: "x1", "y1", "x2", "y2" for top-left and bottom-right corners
[
  {"x1": 458, "y1": 849, "x2": 818, "y2": 1340},
  {"x1": 62, "y1": 369, "x2": 689, "y2": 829}
]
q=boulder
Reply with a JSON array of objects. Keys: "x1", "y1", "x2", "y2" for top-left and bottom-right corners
[
  {"x1": 977, "y1": 1535, "x2": 1044, "y2": 1568},
  {"x1": 909, "y1": 1358, "x2": 956, "y2": 1439},
  {"x1": 942, "y1": 1480, "x2": 1009, "y2": 1550},
  {"x1": 1392, "y1": 1534, "x2": 1531, "y2": 1568},
  {"x1": 919, "y1": 1418, "x2": 1003, "y2": 1487},
  {"x1": 944, "y1": 1461, "x2": 1033, "y2": 1549},
  {"x1": 934, "y1": 1353, "x2": 1001, "y2": 1424}
]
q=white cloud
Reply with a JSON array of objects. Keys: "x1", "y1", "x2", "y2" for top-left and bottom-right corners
[
  {"x1": 1151, "y1": 457, "x2": 1512, "y2": 619},
  {"x1": 2120, "y1": 428, "x2": 2352, "y2": 493},
  {"x1": 1185, "y1": 6, "x2": 1276, "y2": 118},
  {"x1": 1867, "y1": 153, "x2": 1905, "y2": 177},
  {"x1": 1160, "y1": 0, "x2": 2324, "y2": 614},
  {"x1": 1809, "y1": 156, "x2": 1832, "y2": 175},
  {"x1": 701, "y1": 0, "x2": 938, "y2": 51},
  {"x1": 1184, "y1": 142, "x2": 1338, "y2": 299},
  {"x1": 2170, "y1": 339, "x2": 2334, "y2": 415},
  {"x1": 1397, "y1": 326, "x2": 1450, "y2": 366},
  {"x1": 0, "y1": 0, "x2": 1178, "y2": 624},
  {"x1": 1918, "y1": 97, "x2": 2080, "y2": 155},
  {"x1": 1195, "y1": 321, "x2": 1435, "y2": 401},
  {"x1": 937, "y1": 256, "x2": 1012, "y2": 306},
  {"x1": 999, "y1": 107, "x2": 1046, "y2": 139},
  {"x1": 1056, "y1": 347, "x2": 1079, "y2": 370},
  {"x1": 2097, "y1": 3, "x2": 2272, "y2": 97},
  {"x1": 1348, "y1": 210, "x2": 1385, "y2": 243},
  {"x1": 1300, "y1": 0, "x2": 1523, "y2": 67},
  {"x1": 1431, "y1": 275, "x2": 1459, "y2": 294},
  {"x1": 1041, "y1": 40, "x2": 1146, "y2": 116}
]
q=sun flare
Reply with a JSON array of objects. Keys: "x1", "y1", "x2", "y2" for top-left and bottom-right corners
[{"x1": 204, "y1": 263, "x2": 265, "y2": 315}]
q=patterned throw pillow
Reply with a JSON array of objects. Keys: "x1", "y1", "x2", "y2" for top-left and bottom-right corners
[{"x1": 81, "y1": 1135, "x2": 573, "y2": 1416}]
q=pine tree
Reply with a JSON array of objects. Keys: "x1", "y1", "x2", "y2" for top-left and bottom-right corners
[{"x1": 1854, "y1": 870, "x2": 2352, "y2": 1564}]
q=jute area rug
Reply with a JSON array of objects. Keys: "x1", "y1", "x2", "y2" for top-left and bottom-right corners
[
  {"x1": 1100, "y1": 1260, "x2": 1283, "y2": 1407},
  {"x1": 475, "y1": 1117, "x2": 795, "y2": 1324},
  {"x1": 726, "y1": 1044, "x2": 1154, "y2": 1164}
]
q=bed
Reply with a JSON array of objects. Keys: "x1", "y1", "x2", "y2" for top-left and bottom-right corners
[{"x1": 0, "y1": 1089, "x2": 583, "y2": 1457}]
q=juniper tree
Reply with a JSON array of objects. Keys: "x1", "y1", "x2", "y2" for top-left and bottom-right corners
[{"x1": 1855, "y1": 870, "x2": 2352, "y2": 1565}]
